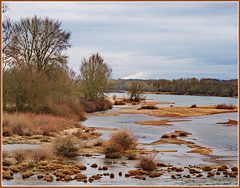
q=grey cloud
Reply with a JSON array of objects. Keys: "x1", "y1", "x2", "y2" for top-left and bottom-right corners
[{"x1": 4, "y1": 1, "x2": 238, "y2": 79}]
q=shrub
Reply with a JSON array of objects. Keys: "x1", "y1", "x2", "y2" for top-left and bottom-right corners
[
  {"x1": 104, "y1": 142, "x2": 123, "y2": 158},
  {"x1": 190, "y1": 104, "x2": 197, "y2": 108},
  {"x1": 3, "y1": 151, "x2": 9, "y2": 159},
  {"x1": 50, "y1": 102, "x2": 86, "y2": 121},
  {"x1": 83, "y1": 99, "x2": 113, "y2": 113},
  {"x1": 13, "y1": 150, "x2": 26, "y2": 164},
  {"x1": 109, "y1": 129, "x2": 137, "y2": 150},
  {"x1": 216, "y1": 104, "x2": 236, "y2": 110},
  {"x1": 139, "y1": 104, "x2": 158, "y2": 110},
  {"x1": 137, "y1": 153, "x2": 157, "y2": 171},
  {"x1": 30, "y1": 148, "x2": 53, "y2": 163},
  {"x1": 2, "y1": 126, "x2": 13, "y2": 136},
  {"x1": 114, "y1": 100, "x2": 125, "y2": 105},
  {"x1": 52, "y1": 136, "x2": 78, "y2": 157},
  {"x1": 62, "y1": 102, "x2": 86, "y2": 121}
]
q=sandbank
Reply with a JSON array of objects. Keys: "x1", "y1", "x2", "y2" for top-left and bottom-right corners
[
  {"x1": 101, "y1": 106, "x2": 238, "y2": 118},
  {"x1": 135, "y1": 119, "x2": 191, "y2": 126},
  {"x1": 217, "y1": 119, "x2": 238, "y2": 125}
]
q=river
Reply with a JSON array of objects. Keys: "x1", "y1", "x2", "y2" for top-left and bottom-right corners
[{"x1": 2, "y1": 93, "x2": 238, "y2": 186}]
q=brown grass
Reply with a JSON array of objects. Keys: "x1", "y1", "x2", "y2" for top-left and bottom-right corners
[
  {"x1": 50, "y1": 102, "x2": 86, "y2": 121},
  {"x1": 3, "y1": 151, "x2": 9, "y2": 159},
  {"x1": 103, "y1": 129, "x2": 137, "y2": 158},
  {"x1": 216, "y1": 104, "x2": 236, "y2": 110},
  {"x1": 109, "y1": 129, "x2": 137, "y2": 150},
  {"x1": 3, "y1": 112, "x2": 76, "y2": 136},
  {"x1": 52, "y1": 136, "x2": 79, "y2": 157},
  {"x1": 137, "y1": 153, "x2": 157, "y2": 171},
  {"x1": 83, "y1": 99, "x2": 113, "y2": 113},
  {"x1": 30, "y1": 148, "x2": 54, "y2": 163},
  {"x1": 13, "y1": 150, "x2": 26, "y2": 164},
  {"x1": 139, "y1": 104, "x2": 158, "y2": 110},
  {"x1": 114, "y1": 100, "x2": 126, "y2": 105},
  {"x1": 104, "y1": 141, "x2": 123, "y2": 158}
]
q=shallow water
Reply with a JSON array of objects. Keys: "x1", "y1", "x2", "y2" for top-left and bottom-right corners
[
  {"x1": 2, "y1": 93, "x2": 238, "y2": 186},
  {"x1": 3, "y1": 153, "x2": 238, "y2": 186},
  {"x1": 107, "y1": 93, "x2": 238, "y2": 107}
]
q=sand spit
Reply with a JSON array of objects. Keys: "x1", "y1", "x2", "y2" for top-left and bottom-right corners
[
  {"x1": 135, "y1": 119, "x2": 191, "y2": 126},
  {"x1": 217, "y1": 119, "x2": 238, "y2": 125},
  {"x1": 128, "y1": 149, "x2": 178, "y2": 153},
  {"x1": 140, "y1": 129, "x2": 213, "y2": 155},
  {"x1": 101, "y1": 106, "x2": 238, "y2": 118}
]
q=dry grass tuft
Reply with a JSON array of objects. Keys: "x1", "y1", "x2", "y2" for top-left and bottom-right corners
[
  {"x1": 13, "y1": 150, "x2": 26, "y2": 164},
  {"x1": 109, "y1": 129, "x2": 137, "y2": 150},
  {"x1": 104, "y1": 141, "x2": 123, "y2": 158},
  {"x1": 30, "y1": 147, "x2": 54, "y2": 163},
  {"x1": 139, "y1": 104, "x2": 158, "y2": 110},
  {"x1": 52, "y1": 136, "x2": 79, "y2": 157},
  {"x1": 216, "y1": 104, "x2": 236, "y2": 110},
  {"x1": 103, "y1": 129, "x2": 137, "y2": 158},
  {"x1": 137, "y1": 153, "x2": 157, "y2": 171}
]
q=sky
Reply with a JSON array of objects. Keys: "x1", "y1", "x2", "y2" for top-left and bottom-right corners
[{"x1": 2, "y1": 1, "x2": 238, "y2": 80}]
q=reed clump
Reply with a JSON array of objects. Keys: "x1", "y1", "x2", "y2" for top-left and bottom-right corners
[{"x1": 216, "y1": 104, "x2": 236, "y2": 110}]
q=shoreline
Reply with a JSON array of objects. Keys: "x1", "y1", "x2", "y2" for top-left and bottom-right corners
[{"x1": 108, "y1": 91, "x2": 238, "y2": 98}]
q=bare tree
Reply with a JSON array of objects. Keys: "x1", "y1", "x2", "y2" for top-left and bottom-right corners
[
  {"x1": 128, "y1": 82, "x2": 145, "y2": 101},
  {"x1": 2, "y1": 18, "x2": 15, "y2": 70},
  {"x1": 2, "y1": 16, "x2": 72, "y2": 111},
  {"x1": 79, "y1": 53, "x2": 112, "y2": 100},
  {"x1": 9, "y1": 15, "x2": 71, "y2": 73}
]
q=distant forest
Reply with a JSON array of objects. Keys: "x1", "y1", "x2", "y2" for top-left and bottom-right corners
[{"x1": 110, "y1": 78, "x2": 238, "y2": 97}]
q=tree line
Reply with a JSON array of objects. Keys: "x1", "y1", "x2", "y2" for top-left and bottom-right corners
[
  {"x1": 2, "y1": 15, "x2": 112, "y2": 117},
  {"x1": 2, "y1": 14, "x2": 237, "y2": 119},
  {"x1": 110, "y1": 78, "x2": 238, "y2": 97}
]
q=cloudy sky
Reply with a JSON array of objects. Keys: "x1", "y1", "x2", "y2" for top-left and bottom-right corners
[{"x1": 3, "y1": 1, "x2": 238, "y2": 80}]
